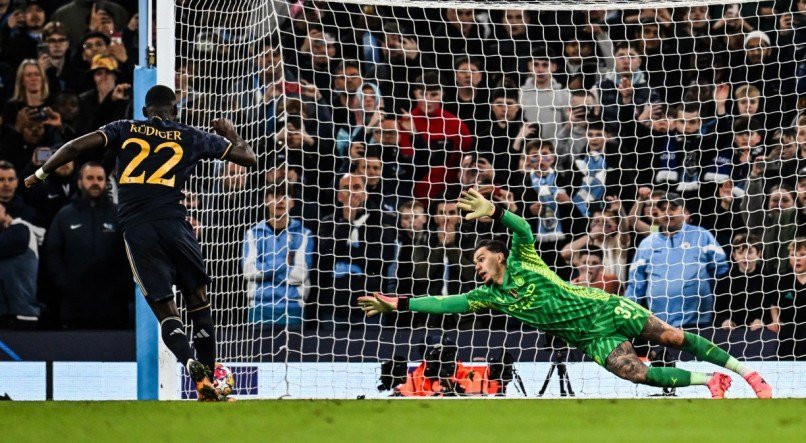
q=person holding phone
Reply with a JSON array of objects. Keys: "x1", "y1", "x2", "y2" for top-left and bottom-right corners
[
  {"x1": 39, "y1": 21, "x2": 83, "y2": 96},
  {"x1": 0, "y1": 0, "x2": 47, "y2": 68},
  {"x1": 2, "y1": 59, "x2": 50, "y2": 128},
  {"x1": 75, "y1": 54, "x2": 131, "y2": 135}
]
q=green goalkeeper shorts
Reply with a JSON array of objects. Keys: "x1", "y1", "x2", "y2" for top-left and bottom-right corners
[{"x1": 577, "y1": 296, "x2": 651, "y2": 367}]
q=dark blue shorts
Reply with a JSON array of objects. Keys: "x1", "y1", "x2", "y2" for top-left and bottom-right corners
[{"x1": 122, "y1": 219, "x2": 210, "y2": 303}]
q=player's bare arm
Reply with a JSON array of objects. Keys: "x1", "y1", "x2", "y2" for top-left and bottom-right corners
[
  {"x1": 212, "y1": 118, "x2": 257, "y2": 167},
  {"x1": 24, "y1": 132, "x2": 106, "y2": 188}
]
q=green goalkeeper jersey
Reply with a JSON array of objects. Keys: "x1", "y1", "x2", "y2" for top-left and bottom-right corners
[{"x1": 409, "y1": 210, "x2": 613, "y2": 346}]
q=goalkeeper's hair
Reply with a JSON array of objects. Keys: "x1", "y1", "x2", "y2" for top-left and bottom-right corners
[{"x1": 476, "y1": 239, "x2": 509, "y2": 259}]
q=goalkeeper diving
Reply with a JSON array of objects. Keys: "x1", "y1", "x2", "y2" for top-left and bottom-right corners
[{"x1": 358, "y1": 189, "x2": 773, "y2": 398}]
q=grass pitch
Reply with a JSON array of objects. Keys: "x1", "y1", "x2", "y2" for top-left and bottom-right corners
[{"x1": 3, "y1": 399, "x2": 803, "y2": 442}]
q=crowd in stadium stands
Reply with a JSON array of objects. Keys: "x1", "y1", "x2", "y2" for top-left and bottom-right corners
[{"x1": 0, "y1": 1, "x2": 805, "y2": 358}]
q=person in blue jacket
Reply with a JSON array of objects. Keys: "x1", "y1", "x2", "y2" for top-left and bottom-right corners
[
  {"x1": 626, "y1": 192, "x2": 729, "y2": 328},
  {"x1": 243, "y1": 184, "x2": 314, "y2": 328}
]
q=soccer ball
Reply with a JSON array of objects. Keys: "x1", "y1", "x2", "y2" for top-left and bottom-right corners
[{"x1": 212, "y1": 363, "x2": 235, "y2": 399}]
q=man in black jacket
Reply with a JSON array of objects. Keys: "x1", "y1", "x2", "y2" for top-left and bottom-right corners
[
  {"x1": 315, "y1": 173, "x2": 395, "y2": 326},
  {"x1": 0, "y1": 200, "x2": 41, "y2": 329},
  {"x1": 43, "y1": 161, "x2": 130, "y2": 329},
  {"x1": 0, "y1": 160, "x2": 37, "y2": 224}
]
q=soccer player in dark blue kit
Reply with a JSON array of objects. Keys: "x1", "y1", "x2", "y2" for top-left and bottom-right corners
[{"x1": 25, "y1": 85, "x2": 257, "y2": 401}]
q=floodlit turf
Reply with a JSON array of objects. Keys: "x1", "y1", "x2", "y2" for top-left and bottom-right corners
[{"x1": 3, "y1": 399, "x2": 803, "y2": 442}]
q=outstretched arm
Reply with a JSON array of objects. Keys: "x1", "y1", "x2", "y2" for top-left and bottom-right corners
[
  {"x1": 357, "y1": 292, "x2": 478, "y2": 317},
  {"x1": 24, "y1": 132, "x2": 106, "y2": 188},
  {"x1": 212, "y1": 118, "x2": 257, "y2": 167}
]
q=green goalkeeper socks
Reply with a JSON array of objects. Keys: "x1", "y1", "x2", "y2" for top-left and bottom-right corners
[
  {"x1": 645, "y1": 367, "x2": 693, "y2": 387},
  {"x1": 645, "y1": 367, "x2": 710, "y2": 387},
  {"x1": 681, "y1": 331, "x2": 731, "y2": 366},
  {"x1": 682, "y1": 332, "x2": 753, "y2": 377}
]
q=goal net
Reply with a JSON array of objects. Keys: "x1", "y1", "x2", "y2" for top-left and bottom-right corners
[{"x1": 170, "y1": 0, "x2": 806, "y2": 398}]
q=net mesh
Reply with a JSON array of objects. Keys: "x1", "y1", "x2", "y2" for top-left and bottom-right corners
[{"x1": 173, "y1": 0, "x2": 806, "y2": 398}]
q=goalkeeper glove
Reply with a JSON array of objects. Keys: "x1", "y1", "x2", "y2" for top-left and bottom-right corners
[
  {"x1": 457, "y1": 188, "x2": 495, "y2": 220},
  {"x1": 357, "y1": 292, "x2": 398, "y2": 317}
]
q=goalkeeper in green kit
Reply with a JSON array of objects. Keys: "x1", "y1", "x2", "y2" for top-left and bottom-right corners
[{"x1": 358, "y1": 189, "x2": 773, "y2": 398}]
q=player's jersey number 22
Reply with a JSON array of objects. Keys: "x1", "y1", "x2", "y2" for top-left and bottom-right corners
[{"x1": 120, "y1": 137, "x2": 184, "y2": 187}]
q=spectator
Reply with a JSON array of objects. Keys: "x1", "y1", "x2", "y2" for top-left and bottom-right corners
[
  {"x1": 767, "y1": 237, "x2": 806, "y2": 359},
  {"x1": 633, "y1": 17, "x2": 682, "y2": 103},
  {"x1": 699, "y1": 180, "x2": 746, "y2": 255},
  {"x1": 230, "y1": 38, "x2": 328, "y2": 137},
  {"x1": 373, "y1": 22, "x2": 435, "y2": 114},
  {"x1": 316, "y1": 173, "x2": 395, "y2": 325},
  {"x1": 403, "y1": 71, "x2": 472, "y2": 200},
  {"x1": 597, "y1": 42, "x2": 656, "y2": 143},
  {"x1": 731, "y1": 29, "x2": 794, "y2": 129},
  {"x1": 561, "y1": 207, "x2": 635, "y2": 286},
  {"x1": 276, "y1": 113, "x2": 336, "y2": 207},
  {"x1": 559, "y1": 36, "x2": 600, "y2": 91},
  {"x1": 714, "y1": 83, "x2": 767, "y2": 142},
  {"x1": 519, "y1": 45, "x2": 570, "y2": 149},
  {"x1": 1, "y1": 106, "x2": 58, "y2": 172},
  {"x1": 21, "y1": 159, "x2": 75, "y2": 229},
  {"x1": 763, "y1": 128, "x2": 801, "y2": 190},
  {"x1": 705, "y1": 117, "x2": 764, "y2": 197},
  {"x1": 2, "y1": 58, "x2": 50, "y2": 127},
  {"x1": 429, "y1": 9, "x2": 487, "y2": 75},
  {"x1": 671, "y1": 103, "x2": 717, "y2": 199},
  {"x1": 39, "y1": 21, "x2": 83, "y2": 95},
  {"x1": 243, "y1": 184, "x2": 313, "y2": 329},
  {"x1": 742, "y1": 173, "x2": 799, "y2": 275},
  {"x1": 626, "y1": 192, "x2": 728, "y2": 328},
  {"x1": 634, "y1": 103, "x2": 675, "y2": 186},
  {"x1": 388, "y1": 199, "x2": 443, "y2": 327},
  {"x1": 51, "y1": 91, "x2": 80, "y2": 141},
  {"x1": 0, "y1": 0, "x2": 46, "y2": 68},
  {"x1": 443, "y1": 56, "x2": 491, "y2": 137},
  {"x1": 479, "y1": 88, "x2": 525, "y2": 174},
  {"x1": 75, "y1": 54, "x2": 131, "y2": 135},
  {"x1": 489, "y1": 9, "x2": 535, "y2": 86},
  {"x1": 43, "y1": 162, "x2": 129, "y2": 329},
  {"x1": 0, "y1": 200, "x2": 42, "y2": 329},
  {"x1": 352, "y1": 145, "x2": 405, "y2": 216},
  {"x1": 296, "y1": 26, "x2": 338, "y2": 98},
  {"x1": 52, "y1": 0, "x2": 129, "y2": 48},
  {"x1": 570, "y1": 119, "x2": 609, "y2": 218},
  {"x1": 713, "y1": 233, "x2": 768, "y2": 331},
  {"x1": 371, "y1": 114, "x2": 414, "y2": 167},
  {"x1": 0, "y1": 160, "x2": 36, "y2": 223},
  {"x1": 86, "y1": 2, "x2": 136, "y2": 79},
  {"x1": 570, "y1": 246, "x2": 621, "y2": 295},
  {"x1": 330, "y1": 60, "x2": 364, "y2": 130},
  {"x1": 335, "y1": 82, "x2": 382, "y2": 166},
  {"x1": 555, "y1": 90, "x2": 598, "y2": 174},
  {"x1": 430, "y1": 199, "x2": 473, "y2": 295},
  {"x1": 71, "y1": 31, "x2": 108, "y2": 92},
  {"x1": 517, "y1": 140, "x2": 570, "y2": 274}
]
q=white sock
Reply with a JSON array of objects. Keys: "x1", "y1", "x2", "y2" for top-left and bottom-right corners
[{"x1": 725, "y1": 357, "x2": 753, "y2": 377}]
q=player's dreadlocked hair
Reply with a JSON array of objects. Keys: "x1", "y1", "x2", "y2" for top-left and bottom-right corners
[{"x1": 476, "y1": 239, "x2": 509, "y2": 260}]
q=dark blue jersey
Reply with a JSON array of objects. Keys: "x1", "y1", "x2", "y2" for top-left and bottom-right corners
[{"x1": 99, "y1": 117, "x2": 232, "y2": 228}]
